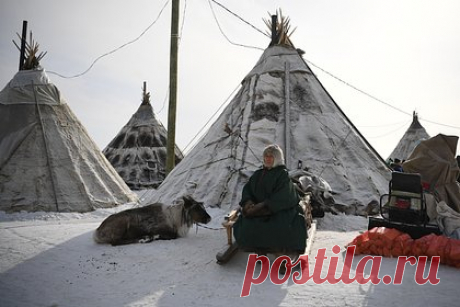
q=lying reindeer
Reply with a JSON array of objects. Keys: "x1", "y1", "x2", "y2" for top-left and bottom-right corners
[{"x1": 93, "y1": 195, "x2": 211, "y2": 246}]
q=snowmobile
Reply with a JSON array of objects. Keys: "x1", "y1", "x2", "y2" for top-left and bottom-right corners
[{"x1": 368, "y1": 171, "x2": 441, "y2": 239}]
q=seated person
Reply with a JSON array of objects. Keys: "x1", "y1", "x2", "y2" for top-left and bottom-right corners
[
  {"x1": 233, "y1": 144, "x2": 307, "y2": 257},
  {"x1": 391, "y1": 158, "x2": 404, "y2": 172}
]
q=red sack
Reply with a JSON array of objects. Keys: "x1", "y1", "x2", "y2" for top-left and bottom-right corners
[
  {"x1": 412, "y1": 234, "x2": 435, "y2": 256},
  {"x1": 382, "y1": 227, "x2": 403, "y2": 242},
  {"x1": 447, "y1": 239, "x2": 460, "y2": 262},
  {"x1": 392, "y1": 233, "x2": 413, "y2": 257},
  {"x1": 425, "y1": 235, "x2": 449, "y2": 260},
  {"x1": 348, "y1": 227, "x2": 460, "y2": 269}
]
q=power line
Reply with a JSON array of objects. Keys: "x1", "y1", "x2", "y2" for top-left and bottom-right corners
[
  {"x1": 367, "y1": 121, "x2": 411, "y2": 139},
  {"x1": 357, "y1": 120, "x2": 410, "y2": 128},
  {"x1": 210, "y1": 0, "x2": 269, "y2": 38},
  {"x1": 183, "y1": 1, "x2": 459, "y2": 154},
  {"x1": 156, "y1": 0, "x2": 187, "y2": 116},
  {"x1": 305, "y1": 59, "x2": 412, "y2": 117},
  {"x1": 43, "y1": 0, "x2": 459, "y2": 132},
  {"x1": 47, "y1": 0, "x2": 170, "y2": 79},
  {"x1": 183, "y1": 82, "x2": 241, "y2": 153},
  {"x1": 418, "y1": 117, "x2": 460, "y2": 130},
  {"x1": 207, "y1": 0, "x2": 264, "y2": 51},
  {"x1": 156, "y1": 87, "x2": 169, "y2": 115},
  {"x1": 305, "y1": 59, "x2": 460, "y2": 131},
  {"x1": 204, "y1": 2, "x2": 459, "y2": 132},
  {"x1": 179, "y1": 0, "x2": 187, "y2": 45}
]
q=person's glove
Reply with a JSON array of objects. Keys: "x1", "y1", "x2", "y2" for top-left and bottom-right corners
[
  {"x1": 244, "y1": 202, "x2": 271, "y2": 217},
  {"x1": 242, "y1": 200, "x2": 254, "y2": 217}
]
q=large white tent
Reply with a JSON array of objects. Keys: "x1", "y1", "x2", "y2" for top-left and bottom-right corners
[
  {"x1": 103, "y1": 84, "x2": 184, "y2": 190},
  {"x1": 140, "y1": 16, "x2": 391, "y2": 211},
  {"x1": 0, "y1": 68, "x2": 138, "y2": 213}
]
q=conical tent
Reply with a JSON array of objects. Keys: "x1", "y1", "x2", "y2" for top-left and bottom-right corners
[
  {"x1": 387, "y1": 112, "x2": 430, "y2": 162},
  {"x1": 0, "y1": 69, "x2": 138, "y2": 213},
  {"x1": 103, "y1": 84, "x2": 184, "y2": 190},
  {"x1": 141, "y1": 17, "x2": 391, "y2": 210}
]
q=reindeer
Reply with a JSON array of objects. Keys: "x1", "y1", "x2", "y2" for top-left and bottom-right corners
[{"x1": 93, "y1": 195, "x2": 211, "y2": 246}]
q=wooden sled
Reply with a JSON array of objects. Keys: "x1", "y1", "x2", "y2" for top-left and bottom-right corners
[
  {"x1": 216, "y1": 209, "x2": 240, "y2": 264},
  {"x1": 216, "y1": 194, "x2": 315, "y2": 264}
]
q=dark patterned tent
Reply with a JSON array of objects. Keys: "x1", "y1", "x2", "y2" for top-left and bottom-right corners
[{"x1": 103, "y1": 84, "x2": 184, "y2": 190}]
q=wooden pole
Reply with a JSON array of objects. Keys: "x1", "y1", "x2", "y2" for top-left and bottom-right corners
[
  {"x1": 284, "y1": 62, "x2": 291, "y2": 169},
  {"x1": 166, "y1": 0, "x2": 180, "y2": 174},
  {"x1": 142, "y1": 81, "x2": 147, "y2": 105},
  {"x1": 270, "y1": 15, "x2": 277, "y2": 46},
  {"x1": 19, "y1": 20, "x2": 28, "y2": 70}
]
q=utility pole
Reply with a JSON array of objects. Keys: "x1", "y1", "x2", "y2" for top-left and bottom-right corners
[{"x1": 166, "y1": 0, "x2": 180, "y2": 174}]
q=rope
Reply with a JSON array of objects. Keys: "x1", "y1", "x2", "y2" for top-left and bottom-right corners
[{"x1": 196, "y1": 223, "x2": 225, "y2": 230}]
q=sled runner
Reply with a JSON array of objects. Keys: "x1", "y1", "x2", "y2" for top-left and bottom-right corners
[{"x1": 215, "y1": 209, "x2": 241, "y2": 264}]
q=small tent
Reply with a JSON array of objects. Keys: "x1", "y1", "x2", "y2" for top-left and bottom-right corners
[
  {"x1": 387, "y1": 111, "x2": 430, "y2": 162},
  {"x1": 140, "y1": 13, "x2": 391, "y2": 211},
  {"x1": 103, "y1": 83, "x2": 184, "y2": 190},
  {"x1": 0, "y1": 67, "x2": 138, "y2": 212}
]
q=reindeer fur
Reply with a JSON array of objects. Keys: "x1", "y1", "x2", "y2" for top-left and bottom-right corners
[{"x1": 93, "y1": 196, "x2": 210, "y2": 246}]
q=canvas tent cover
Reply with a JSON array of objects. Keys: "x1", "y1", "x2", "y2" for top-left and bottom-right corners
[
  {"x1": 387, "y1": 112, "x2": 430, "y2": 161},
  {"x1": 140, "y1": 45, "x2": 391, "y2": 211},
  {"x1": 0, "y1": 69, "x2": 137, "y2": 213},
  {"x1": 403, "y1": 134, "x2": 460, "y2": 213}
]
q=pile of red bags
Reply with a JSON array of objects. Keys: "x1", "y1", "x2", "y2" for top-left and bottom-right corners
[{"x1": 347, "y1": 227, "x2": 460, "y2": 268}]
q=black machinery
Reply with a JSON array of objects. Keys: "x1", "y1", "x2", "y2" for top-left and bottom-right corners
[{"x1": 368, "y1": 172, "x2": 441, "y2": 239}]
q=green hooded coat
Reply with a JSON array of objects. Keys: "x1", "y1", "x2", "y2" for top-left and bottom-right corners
[{"x1": 233, "y1": 164, "x2": 307, "y2": 253}]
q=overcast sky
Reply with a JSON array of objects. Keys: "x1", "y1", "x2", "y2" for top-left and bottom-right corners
[{"x1": 1, "y1": 0, "x2": 459, "y2": 159}]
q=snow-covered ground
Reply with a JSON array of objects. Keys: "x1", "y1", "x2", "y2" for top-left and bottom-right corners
[{"x1": 0, "y1": 206, "x2": 458, "y2": 307}]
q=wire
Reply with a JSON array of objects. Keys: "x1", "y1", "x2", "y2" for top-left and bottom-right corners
[
  {"x1": 156, "y1": 87, "x2": 169, "y2": 115},
  {"x1": 306, "y1": 59, "x2": 411, "y2": 116},
  {"x1": 155, "y1": 0, "x2": 187, "y2": 115},
  {"x1": 183, "y1": 82, "x2": 241, "y2": 153},
  {"x1": 207, "y1": 0, "x2": 264, "y2": 51},
  {"x1": 43, "y1": 0, "x2": 458, "y2": 133},
  {"x1": 204, "y1": 2, "x2": 458, "y2": 131},
  {"x1": 210, "y1": 0, "x2": 269, "y2": 38},
  {"x1": 367, "y1": 121, "x2": 411, "y2": 139},
  {"x1": 356, "y1": 120, "x2": 409, "y2": 128},
  {"x1": 207, "y1": 2, "x2": 460, "y2": 132},
  {"x1": 178, "y1": 0, "x2": 187, "y2": 46},
  {"x1": 47, "y1": 0, "x2": 170, "y2": 79},
  {"x1": 305, "y1": 58, "x2": 460, "y2": 131},
  {"x1": 418, "y1": 117, "x2": 460, "y2": 130}
]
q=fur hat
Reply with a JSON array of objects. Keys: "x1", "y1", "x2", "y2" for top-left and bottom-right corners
[{"x1": 263, "y1": 144, "x2": 285, "y2": 168}]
